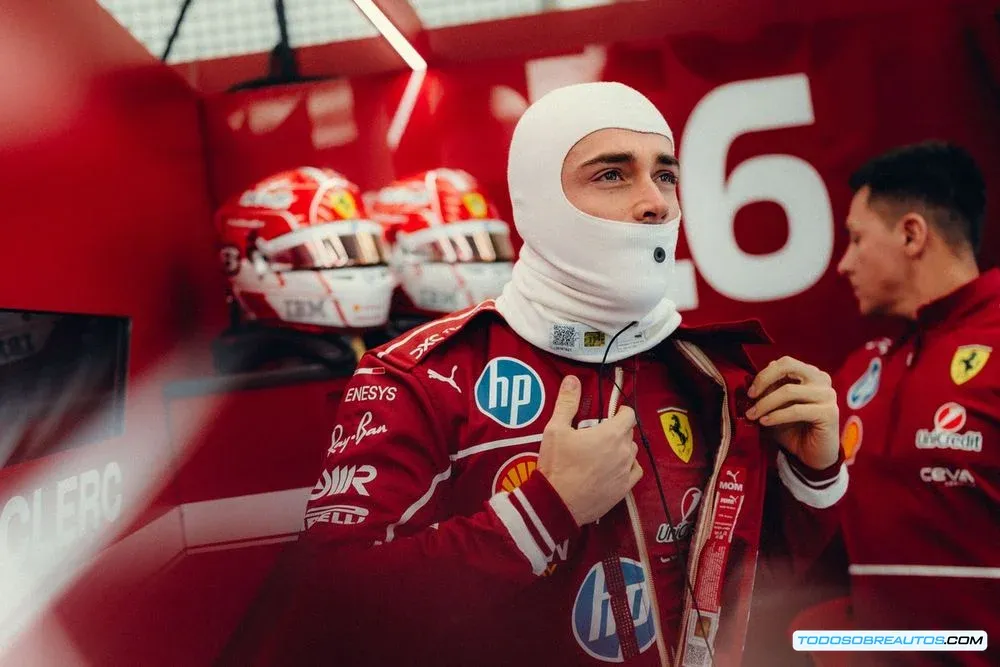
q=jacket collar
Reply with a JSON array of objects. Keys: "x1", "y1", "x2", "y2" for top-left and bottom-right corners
[{"x1": 915, "y1": 268, "x2": 1000, "y2": 331}]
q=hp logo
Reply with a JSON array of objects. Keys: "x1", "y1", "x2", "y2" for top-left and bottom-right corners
[
  {"x1": 572, "y1": 558, "x2": 656, "y2": 662},
  {"x1": 474, "y1": 357, "x2": 545, "y2": 429}
]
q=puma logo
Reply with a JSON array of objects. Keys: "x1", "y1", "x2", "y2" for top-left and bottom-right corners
[
  {"x1": 427, "y1": 365, "x2": 461, "y2": 394},
  {"x1": 725, "y1": 470, "x2": 740, "y2": 483}
]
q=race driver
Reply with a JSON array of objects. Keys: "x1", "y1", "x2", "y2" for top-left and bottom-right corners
[
  {"x1": 227, "y1": 82, "x2": 849, "y2": 667},
  {"x1": 824, "y1": 142, "x2": 998, "y2": 666}
]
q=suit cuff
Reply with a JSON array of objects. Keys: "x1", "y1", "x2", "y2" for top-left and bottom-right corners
[
  {"x1": 785, "y1": 448, "x2": 845, "y2": 483},
  {"x1": 488, "y1": 472, "x2": 580, "y2": 576},
  {"x1": 777, "y1": 450, "x2": 849, "y2": 509}
]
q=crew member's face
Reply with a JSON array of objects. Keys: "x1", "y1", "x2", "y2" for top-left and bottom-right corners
[
  {"x1": 837, "y1": 186, "x2": 909, "y2": 316},
  {"x1": 560, "y1": 128, "x2": 679, "y2": 224}
]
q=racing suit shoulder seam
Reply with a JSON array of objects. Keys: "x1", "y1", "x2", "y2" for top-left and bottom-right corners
[{"x1": 374, "y1": 301, "x2": 499, "y2": 369}]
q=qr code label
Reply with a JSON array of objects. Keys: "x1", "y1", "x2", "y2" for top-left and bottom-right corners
[
  {"x1": 550, "y1": 325, "x2": 578, "y2": 351},
  {"x1": 682, "y1": 642, "x2": 709, "y2": 667},
  {"x1": 682, "y1": 608, "x2": 717, "y2": 667}
]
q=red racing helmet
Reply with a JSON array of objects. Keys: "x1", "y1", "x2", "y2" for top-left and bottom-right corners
[
  {"x1": 370, "y1": 168, "x2": 514, "y2": 315},
  {"x1": 215, "y1": 167, "x2": 395, "y2": 333}
]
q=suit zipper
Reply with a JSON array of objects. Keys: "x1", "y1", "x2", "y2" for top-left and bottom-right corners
[
  {"x1": 609, "y1": 365, "x2": 670, "y2": 667},
  {"x1": 672, "y1": 341, "x2": 734, "y2": 666},
  {"x1": 884, "y1": 336, "x2": 917, "y2": 455}
]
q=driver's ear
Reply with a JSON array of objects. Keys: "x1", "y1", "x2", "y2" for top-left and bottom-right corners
[{"x1": 899, "y1": 213, "x2": 930, "y2": 258}]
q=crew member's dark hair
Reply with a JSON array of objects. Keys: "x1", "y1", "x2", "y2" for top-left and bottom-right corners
[{"x1": 849, "y1": 141, "x2": 986, "y2": 253}]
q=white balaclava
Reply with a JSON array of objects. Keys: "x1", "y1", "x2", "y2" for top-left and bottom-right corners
[{"x1": 495, "y1": 81, "x2": 682, "y2": 363}]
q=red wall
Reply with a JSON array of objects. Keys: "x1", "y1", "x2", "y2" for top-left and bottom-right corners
[{"x1": 0, "y1": 3, "x2": 226, "y2": 367}]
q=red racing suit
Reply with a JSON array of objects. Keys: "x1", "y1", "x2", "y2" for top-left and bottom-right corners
[
  {"x1": 830, "y1": 269, "x2": 1000, "y2": 666},
  {"x1": 232, "y1": 301, "x2": 848, "y2": 667}
]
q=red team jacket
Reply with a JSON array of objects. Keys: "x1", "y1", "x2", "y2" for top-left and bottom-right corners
[
  {"x1": 232, "y1": 301, "x2": 848, "y2": 666},
  {"x1": 831, "y1": 269, "x2": 1000, "y2": 666}
]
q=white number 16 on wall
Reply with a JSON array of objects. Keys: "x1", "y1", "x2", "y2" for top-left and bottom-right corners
[{"x1": 674, "y1": 73, "x2": 835, "y2": 309}]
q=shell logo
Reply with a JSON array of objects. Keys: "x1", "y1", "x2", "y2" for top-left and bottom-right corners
[
  {"x1": 492, "y1": 452, "x2": 538, "y2": 495},
  {"x1": 841, "y1": 415, "x2": 863, "y2": 464}
]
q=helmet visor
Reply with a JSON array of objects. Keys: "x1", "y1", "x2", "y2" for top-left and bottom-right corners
[
  {"x1": 260, "y1": 221, "x2": 389, "y2": 270},
  {"x1": 400, "y1": 220, "x2": 514, "y2": 263}
]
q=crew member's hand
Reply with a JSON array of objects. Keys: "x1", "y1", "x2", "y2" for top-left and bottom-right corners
[
  {"x1": 537, "y1": 375, "x2": 642, "y2": 526},
  {"x1": 745, "y1": 356, "x2": 840, "y2": 470}
]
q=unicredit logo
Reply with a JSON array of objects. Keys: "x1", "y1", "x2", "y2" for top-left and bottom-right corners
[
  {"x1": 915, "y1": 402, "x2": 983, "y2": 452},
  {"x1": 933, "y1": 402, "x2": 966, "y2": 432}
]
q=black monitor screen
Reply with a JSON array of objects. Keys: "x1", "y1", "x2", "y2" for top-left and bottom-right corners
[{"x1": 0, "y1": 309, "x2": 129, "y2": 468}]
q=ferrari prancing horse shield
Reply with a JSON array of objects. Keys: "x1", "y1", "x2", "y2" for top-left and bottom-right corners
[
  {"x1": 950, "y1": 345, "x2": 991, "y2": 385},
  {"x1": 659, "y1": 408, "x2": 694, "y2": 463},
  {"x1": 328, "y1": 190, "x2": 358, "y2": 219},
  {"x1": 462, "y1": 192, "x2": 488, "y2": 218}
]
